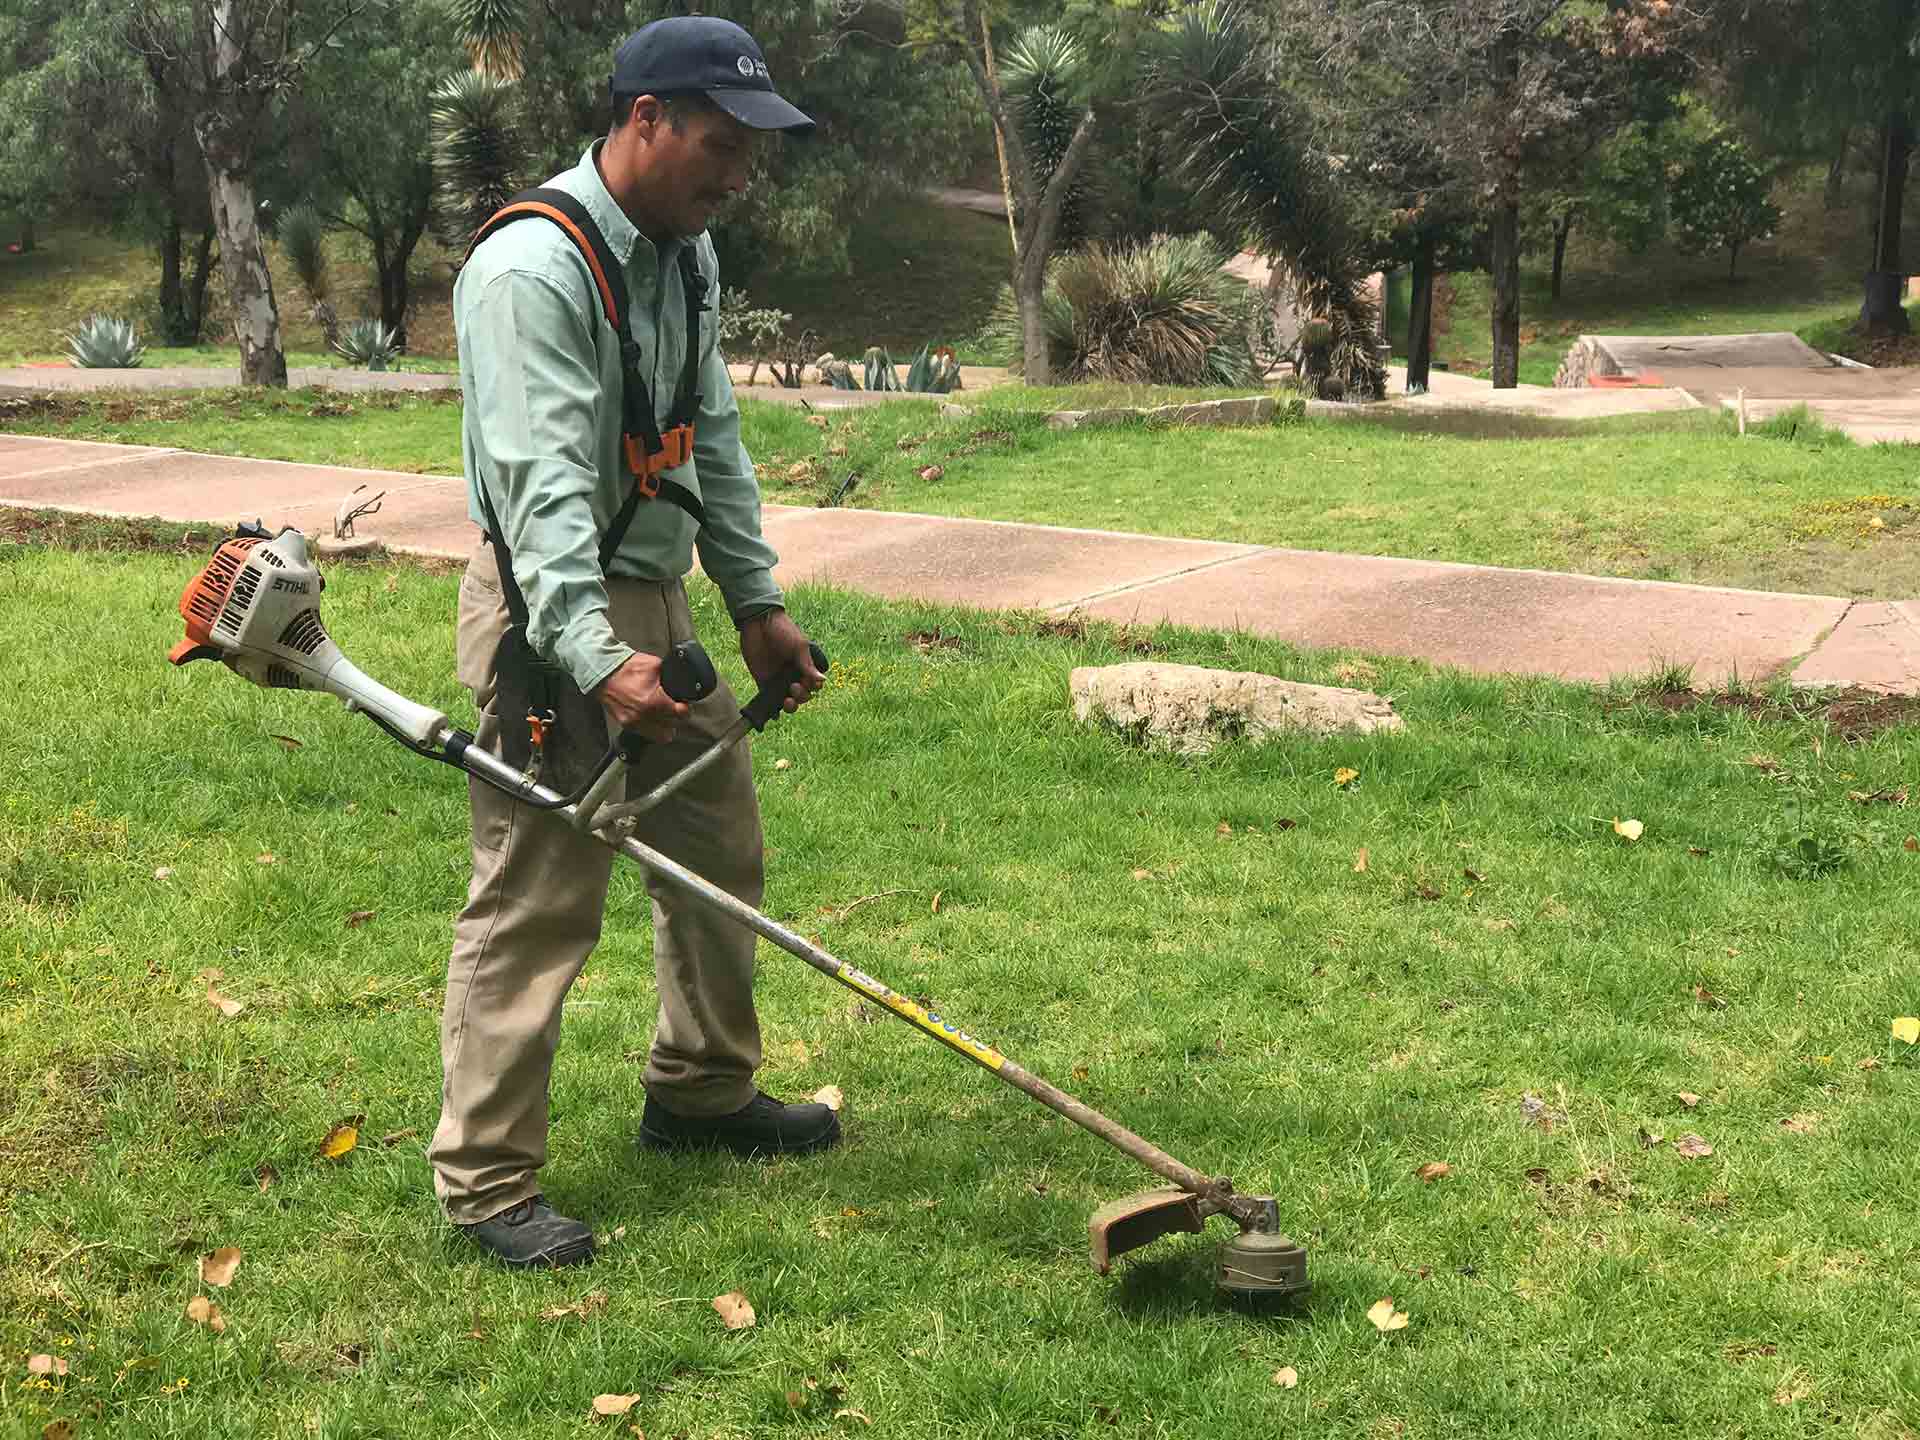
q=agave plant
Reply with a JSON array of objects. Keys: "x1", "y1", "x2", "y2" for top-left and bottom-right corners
[
  {"x1": 64, "y1": 314, "x2": 144, "y2": 369},
  {"x1": 862, "y1": 346, "x2": 905, "y2": 393},
  {"x1": 904, "y1": 344, "x2": 961, "y2": 394},
  {"x1": 334, "y1": 318, "x2": 404, "y2": 371}
]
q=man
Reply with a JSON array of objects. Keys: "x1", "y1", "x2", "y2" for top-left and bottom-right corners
[{"x1": 430, "y1": 15, "x2": 836, "y2": 1270}]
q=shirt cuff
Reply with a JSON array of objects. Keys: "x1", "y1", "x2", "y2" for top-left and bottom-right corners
[
  {"x1": 556, "y1": 623, "x2": 636, "y2": 697},
  {"x1": 720, "y1": 567, "x2": 785, "y2": 626}
]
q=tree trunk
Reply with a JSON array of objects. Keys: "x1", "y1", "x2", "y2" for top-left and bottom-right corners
[
  {"x1": 17, "y1": 218, "x2": 33, "y2": 253},
  {"x1": 1728, "y1": 241, "x2": 1740, "y2": 282},
  {"x1": 188, "y1": 225, "x2": 217, "y2": 340},
  {"x1": 158, "y1": 215, "x2": 184, "y2": 338},
  {"x1": 1860, "y1": 110, "x2": 1912, "y2": 337},
  {"x1": 1824, "y1": 125, "x2": 1850, "y2": 210},
  {"x1": 1490, "y1": 193, "x2": 1522, "y2": 389},
  {"x1": 1406, "y1": 232, "x2": 1436, "y2": 395},
  {"x1": 1016, "y1": 261, "x2": 1050, "y2": 385},
  {"x1": 194, "y1": 0, "x2": 286, "y2": 386},
  {"x1": 1550, "y1": 215, "x2": 1571, "y2": 300}
]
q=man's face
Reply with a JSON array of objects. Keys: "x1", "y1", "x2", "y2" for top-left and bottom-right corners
[{"x1": 648, "y1": 103, "x2": 758, "y2": 239}]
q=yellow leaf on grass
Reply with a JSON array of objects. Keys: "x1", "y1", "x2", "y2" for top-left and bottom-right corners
[
  {"x1": 1367, "y1": 1297, "x2": 1410, "y2": 1332},
  {"x1": 811, "y1": 1085, "x2": 844, "y2": 1112},
  {"x1": 712, "y1": 1291, "x2": 756, "y2": 1330},
  {"x1": 1352, "y1": 848, "x2": 1370, "y2": 873},
  {"x1": 185, "y1": 1295, "x2": 226, "y2": 1332},
  {"x1": 26, "y1": 1354, "x2": 69, "y2": 1377},
  {"x1": 1677, "y1": 1091, "x2": 1701, "y2": 1109},
  {"x1": 1272, "y1": 1366, "x2": 1299, "y2": 1388},
  {"x1": 344, "y1": 910, "x2": 375, "y2": 929},
  {"x1": 1130, "y1": 869, "x2": 1153, "y2": 881},
  {"x1": 200, "y1": 1246, "x2": 242, "y2": 1287},
  {"x1": 256, "y1": 851, "x2": 277, "y2": 865},
  {"x1": 1415, "y1": 1161, "x2": 1451, "y2": 1183},
  {"x1": 1334, "y1": 767, "x2": 1360, "y2": 788},
  {"x1": 1893, "y1": 1017, "x2": 1920, "y2": 1045},
  {"x1": 1673, "y1": 1133, "x2": 1714, "y2": 1159},
  {"x1": 1781, "y1": 1113, "x2": 1819, "y2": 1134},
  {"x1": 592, "y1": 1393, "x2": 642, "y2": 1417},
  {"x1": 1613, "y1": 817, "x2": 1644, "y2": 842},
  {"x1": 206, "y1": 987, "x2": 244, "y2": 1019},
  {"x1": 319, "y1": 1119, "x2": 361, "y2": 1161}
]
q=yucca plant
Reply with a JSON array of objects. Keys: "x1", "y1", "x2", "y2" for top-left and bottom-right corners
[
  {"x1": 64, "y1": 314, "x2": 144, "y2": 369},
  {"x1": 334, "y1": 318, "x2": 404, "y2": 371},
  {"x1": 277, "y1": 203, "x2": 338, "y2": 348},
  {"x1": 986, "y1": 233, "x2": 1257, "y2": 385},
  {"x1": 432, "y1": 69, "x2": 524, "y2": 250},
  {"x1": 1001, "y1": 26, "x2": 1095, "y2": 253}
]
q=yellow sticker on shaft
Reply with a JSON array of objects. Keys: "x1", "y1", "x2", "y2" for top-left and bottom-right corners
[{"x1": 838, "y1": 964, "x2": 1005, "y2": 1070}]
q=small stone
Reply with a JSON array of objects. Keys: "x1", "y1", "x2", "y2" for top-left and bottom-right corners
[{"x1": 1070, "y1": 663, "x2": 1404, "y2": 755}]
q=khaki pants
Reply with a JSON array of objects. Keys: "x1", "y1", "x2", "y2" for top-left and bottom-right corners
[{"x1": 428, "y1": 542, "x2": 764, "y2": 1224}]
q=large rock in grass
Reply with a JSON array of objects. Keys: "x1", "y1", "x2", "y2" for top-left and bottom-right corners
[{"x1": 1070, "y1": 662, "x2": 1404, "y2": 754}]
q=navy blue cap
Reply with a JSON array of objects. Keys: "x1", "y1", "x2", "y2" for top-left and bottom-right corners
[{"x1": 611, "y1": 17, "x2": 814, "y2": 135}]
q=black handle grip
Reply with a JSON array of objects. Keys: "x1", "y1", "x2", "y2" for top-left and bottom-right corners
[
  {"x1": 742, "y1": 642, "x2": 829, "y2": 733},
  {"x1": 618, "y1": 641, "x2": 717, "y2": 760}
]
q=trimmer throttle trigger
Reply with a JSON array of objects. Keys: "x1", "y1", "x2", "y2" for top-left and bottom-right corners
[{"x1": 660, "y1": 640, "x2": 717, "y2": 704}]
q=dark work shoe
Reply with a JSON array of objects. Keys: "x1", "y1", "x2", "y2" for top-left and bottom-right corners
[
  {"x1": 639, "y1": 1090, "x2": 842, "y2": 1159},
  {"x1": 459, "y1": 1196, "x2": 595, "y2": 1269}
]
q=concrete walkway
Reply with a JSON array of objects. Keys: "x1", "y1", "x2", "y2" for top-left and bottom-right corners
[{"x1": 3, "y1": 432, "x2": 1914, "y2": 694}]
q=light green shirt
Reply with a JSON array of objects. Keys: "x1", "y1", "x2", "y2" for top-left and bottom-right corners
[{"x1": 455, "y1": 141, "x2": 782, "y2": 695}]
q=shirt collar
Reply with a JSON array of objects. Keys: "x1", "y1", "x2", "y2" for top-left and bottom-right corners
[{"x1": 577, "y1": 139, "x2": 687, "y2": 271}]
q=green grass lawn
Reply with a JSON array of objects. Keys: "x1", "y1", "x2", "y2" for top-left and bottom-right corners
[
  {"x1": 1424, "y1": 167, "x2": 1878, "y2": 386},
  {"x1": 4, "y1": 524, "x2": 1919, "y2": 1438},
  {"x1": 7, "y1": 386, "x2": 1916, "y2": 598}
]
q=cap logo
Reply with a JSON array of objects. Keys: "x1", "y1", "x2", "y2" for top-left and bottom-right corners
[
  {"x1": 734, "y1": 54, "x2": 770, "y2": 79},
  {"x1": 736, "y1": 55, "x2": 756, "y2": 75}
]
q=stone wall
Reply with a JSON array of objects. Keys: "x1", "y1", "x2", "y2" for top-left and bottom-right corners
[{"x1": 1553, "y1": 336, "x2": 1621, "y2": 389}]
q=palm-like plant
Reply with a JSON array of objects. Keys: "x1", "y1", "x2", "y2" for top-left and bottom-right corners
[
  {"x1": 431, "y1": 69, "x2": 524, "y2": 250},
  {"x1": 1144, "y1": 1, "x2": 1384, "y2": 400},
  {"x1": 446, "y1": 0, "x2": 524, "y2": 81},
  {"x1": 1000, "y1": 26, "x2": 1095, "y2": 253}
]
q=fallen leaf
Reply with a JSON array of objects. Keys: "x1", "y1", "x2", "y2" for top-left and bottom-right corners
[
  {"x1": 185, "y1": 1295, "x2": 226, "y2": 1332},
  {"x1": 812, "y1": 1085, "x2": 844, "y2": 1112},
  {"x1": 255, "y1": 1163, "x2": 277, "y2": 1194},
  {"x1": 827, "y1": 443, "x2": 847, "y2": 457},
  {"x1": 1334, "y1": 767, "x2": 1360, "y2": 788},
  {"x1": 1415, "y1": 884, "x2": 1442, "y2": 901},
  {"x1": 379, "y1": 1128, "x2": 418, "y2": 1146},
  {"x1": 1693, "y1": 984, "x2": 1727, "y2": 1010},
  {"x1": 592, "y1": 1394, "x2": 642, "y2": 1417},
  {"x1": 1772, "y1": 1376, "x2": 1811, "y2": 1406},
  {"x1": 1217, "y1": 821, "x2": 1233, "y2": 836},
  {"x1": 1272, "y1": 1366, "x2": 1299, "y2": 1388},
  {"x1": 1483, "y1": 917, "x2": 1517, "y2": 932},
  {"x1": 1463, "y1": 867, "x2": 1485, "y2": 883},
  {"x1": 1673, "y1": 1133, "x2": 1714, "y2": 1159},
  {"x1": 1677, "y1": 1091, "x2": 1701, "y2": 1109},
  {"x1": 256, "y1": 851, "x2": 277, "y2": 865},
  {"x1": 773, "y1": 758, "x2": 793, "y2": 773},
  {"x1": 1636, "y1": 1128, "x2": 1664, "y2": 1148},
  {"x1": 206, "y1": 986, "x2": 245, "y2": 1019},
  {"x1": 930, "y1": 890, "x2": 942, "y2": 913},
  {"x1": 1130, "y1": 868, "x2": 1153, "y2": 881},
  {"x1": 26, "y1": 1354, "x2": 69, "y2": 1377},
  {"x1": 712, "y1": 1291, "x2": 756, "y2": 1330},
  {"x1": 542, "y1": 1291, "x2": 609, "y2": 1322},
  {"x1": 1352, "y1": 847, "x2": 1370, "y2": 873},
  {"x1": 833, "y1": 1408, "x2": 873, "y2": 1425},
  {"x1": 1687, "y1": 846, "x2": 1710, "y2": 858},
  {"x1": 1893, "y1": 1017, "x2": 1920, "y2": 1045},
  {"x1": 1905, "y1": 835, "x2": 1918, "y2": 852},
  {"x1": 319, "y1": 1118, "x2": 361, "y2": 1161},
  {"x1": 1366, "y1": 1297, "x2": 1410, "y2": 1332},
  {"x1": 43, "y1": 1422, "x2": 75, "y2": 1440},
  {"x1": 917, "y1": 465, "x2": 944, "y2": 482},
  {"x1": 1524, "y1": 1166, "x2": 1552, "y2": 1185},
  {"x1": 153, "y1": 866, "x2": 174, "y2": 881},
  {"x1": 805, "y1": 414, "x2": 829, "y2": 429},
  {"x1": 344, "y1": 909, "x2": 375, "y2": 929},
  {"x1": 270, "y1": 734, "x2": 304, "y2": 751},
  {"x1": 196, "y1": 966, "x2": 224, "y2": 983},
  {"x1": 1274, "y1": 817, "x2": 1297, "y2": 830},
  {"x1": 1612, "y1": 817, "x2": 1644, "y2": 842},
  {"x1": 200, "y1": 1246, "x2": 242, "y2": 1287},
  {"x1": 1780, "y1": 1113, "x2": 1819, "y2": 1134},
  {"x1": 1415, "y1": 1161, "x2": 1451, "y2": 1183},
  {"x1": 1745, "y1": 753, "x2": 1784, "y2": 773}
]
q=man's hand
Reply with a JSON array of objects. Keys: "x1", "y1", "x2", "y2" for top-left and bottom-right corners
[
  {"x1": 595, "y1": 651, "x2": 690, "y2": 743},
  {"x1": 739, "y1": 610, "x2": 825, "y2": 716}
]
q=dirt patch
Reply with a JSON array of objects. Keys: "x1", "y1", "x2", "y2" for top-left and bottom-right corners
[
  {"x1": 904, "y1": 626, "x2": 967, "y2": 653},
  {"x1": 1622, "y1": 684, "x2": 1920, "y2": 740},
  {"x1": 0, "y1": 506, "x2": 220, "y2": 554}
]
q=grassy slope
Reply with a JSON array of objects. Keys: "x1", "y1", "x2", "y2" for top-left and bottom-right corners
[
  {"x1": 2, "y1": 534, "x2": 1918, "y2": 1438},
  {"x1": 1421, "y1": 167, "x2": 1876, "y2": 386}
]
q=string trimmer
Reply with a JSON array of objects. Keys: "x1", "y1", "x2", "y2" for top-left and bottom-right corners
[{"x1": 167, "y1": 524, "x2": 1308, "y2": 1299}]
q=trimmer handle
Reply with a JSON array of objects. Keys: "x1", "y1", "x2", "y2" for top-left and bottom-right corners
[
  {"x1": 618, "y1": 640, "x2": 717, "y2": 759},
  {"x1": 743, "y1": 642, "x2": 830, "y2": 732}
]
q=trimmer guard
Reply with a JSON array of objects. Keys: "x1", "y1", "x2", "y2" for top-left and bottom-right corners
[{"x1": 1088, "y1": 1187, "x2": 1206, "y2": 1274}]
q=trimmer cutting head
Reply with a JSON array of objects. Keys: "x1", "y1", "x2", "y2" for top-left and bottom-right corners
[{"x1": 1089, "y1": 1187, "x2": 1309, "y2": 1298}]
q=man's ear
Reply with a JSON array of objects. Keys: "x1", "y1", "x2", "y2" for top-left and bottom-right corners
[{"x1": 627, "y1": 93, "x2": 668, "y2": 137}]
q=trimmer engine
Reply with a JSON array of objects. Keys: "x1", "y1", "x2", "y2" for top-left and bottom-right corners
[{"x1": 169, "y1": 524, "x2": 447, "y2": 746}]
